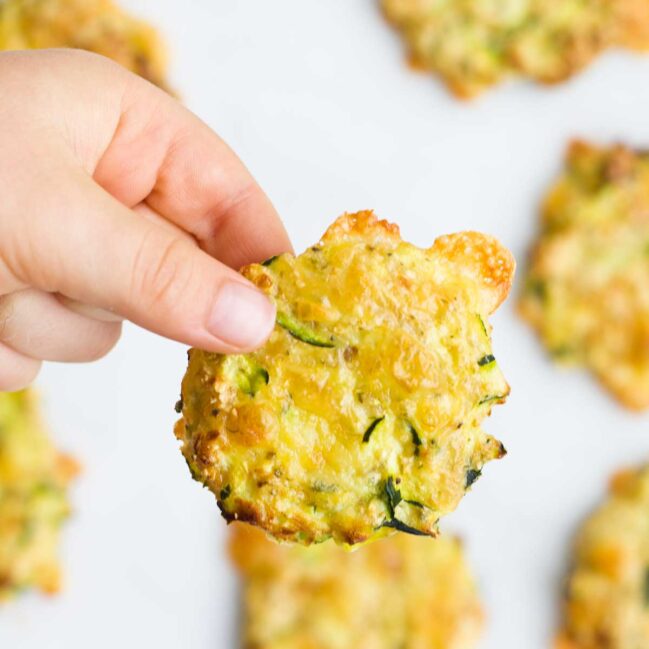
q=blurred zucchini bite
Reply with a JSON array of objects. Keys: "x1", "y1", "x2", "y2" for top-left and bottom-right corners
[
  {"x1": 0, "y1": 0, "x2": 170, "y2": 90},
  {"x1": 520, "y1": 141, "x2": 649, "y2": 410},
  {"x1": 557, "y1": 465, "x2": 649, "y2": 649},
  {"x1": 231, "y1": 523, "x2": 484, "y2": 649},
  {"x1": 381, "y1": 0, "x2": 649, "y2": 99},
  {"x1": 0, "y1": 390, "x2": 78, "y2": 600}
]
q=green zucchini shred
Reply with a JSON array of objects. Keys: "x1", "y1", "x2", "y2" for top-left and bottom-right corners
[
  {"x1": 384, "y1": 476, "x2": 402, "y2": 518},
  {"x1": 477, "y1": 314, "x2": 489, "y2": 337},
  {"x1": 184, "y1": 457, "x2": 202, "y2": 482},
  {"x1": 276, "y1": 311, "x2": 335, "y2": 348},
  {"x1": 18, "y1": 520, "x2": 36, "y2": 547},
  {"x1": 479, "y1": 394, "x2": 507, "y2": 406},
  {"x1": 478, "y1": 354, "x2": 496, "y2": 367},
  {"x1": 30, "y1": 482, "x2": 61, "y2": 498},
  {"x1": 219, "y1": 484, "x2": 232, "y2": 501},
  {"x1": 362, "y1": 416, "x2": 385, "y2": 443},
  {"x1": 404, "y1": 499, "x2": 424, "y2": 509},
  {"x1": 174, "y1": 398, "x2": 183, "y2": 413},
  {"x1": 526, "y1": 278, "x2": 547, "y2": 301},
  {"x1": 311, "y1": 481, "x2": 338, "y2": 493},
  {"x1": 465, "y1": 468, "x2": 482, "y2": 489},
  {"x1": 382, "y1": 478, "x2": 428, "y2": 535},
  {"x1": 406, "y1": 421, "x2": 422, "y2": 454},
  {"x1": 232, "y1": 357, "x2": 270, "y2": 396},
  {"x1": 381, "y1": 518, "x2": 430, "y2": 537},
  {"x1": 261, "y1": 255, "x2": 279, "y2": 267},
  {"x1": 550, "y1": 345, "x2": 575, "y2": 359}
]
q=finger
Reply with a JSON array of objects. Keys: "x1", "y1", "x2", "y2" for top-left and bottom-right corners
[
  {"x1": 59, "y1": 201, "x2": 188, "y2": 325},
  {"x1": 190, "y1": 199, "x2": 293, "y2": 270},
  {"x1": 92, "y1": 71, "x2": 292, "y2": 268},
  {"x1": 3, "y1": 164, "x2": 276, "y2": 353},
  {"x1": 0, "y1": 289, "x2": 122, "y2": 362},
  {"x1": 58, "y1": 297, "x2": 124, "y2": 323},
  {"x1": 0, "y1": 51, "x2": 291, "y2": 270},
  {"x1": 132, "y1": 202, "x2": 196, "y2": 244},
  {"x1": 0, "y1": 342, "x2": 41, "y2": 392},
  {"x1": 35, "y1": 201, "x2": 206, "y2": 328}
]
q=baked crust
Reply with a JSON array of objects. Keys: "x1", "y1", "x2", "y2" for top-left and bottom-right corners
[{"x1": 176, "y1": 211, "x2": 513, "y2": 545}]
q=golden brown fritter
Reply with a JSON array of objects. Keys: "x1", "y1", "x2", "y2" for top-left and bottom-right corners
[
  {"x1": 231, "y1": 523, "x2": 484, "y2": 649},
  {"x1": 556, "y1": 465, "x2": 649, "y2": 649},
  {"x1": 381, "y1": 0, "x2": 649, "y2": 99},
  {"x1": 519, "y1": 141, "x2": 649, "y2": 410},
  {"x1": 0, "y1": 0, "x2": 169, "y2": 89},
  {"x1": 0, "y1": 390, "x2": 78, "y2": 600},
  {"x1": 176, "y1": 211, "x2": 514, "y2": 545}
]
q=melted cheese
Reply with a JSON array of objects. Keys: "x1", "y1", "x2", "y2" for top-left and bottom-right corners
[{"x1": 177, "y1": 211, "x2": 513, "y2": 545}]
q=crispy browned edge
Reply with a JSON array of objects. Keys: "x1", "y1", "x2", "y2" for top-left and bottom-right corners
[
  {"x1": 186, "y1": 210, "x2": 514, "y2": 544},
  {"x1": 217, "y1": 500, "x2": 380, "y2": 546},
  {"x1": 323, "y1": 211, "x2": 515, "y2": 315},
  {"x1": 245, "y1": 211, "x2": 514, "y2": 315},
  {"x1": 431, "y1": 229, "x2": 515, "y2": 314}
]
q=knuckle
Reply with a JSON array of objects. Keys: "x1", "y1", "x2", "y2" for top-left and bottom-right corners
[
  {"x1": 0, "y1": 294, "x2": 16, "y2": 341},
  {"x1": 206, "y1": 181, "x2": 259, "y2": 240},
  {"x1": 83, "y1": 322, "x2": 123, "y2": 362},
  {"x1": 0, "y1": 348, "x2": 41, "y2": 391},
  {"x1": 130, "y1": 232, "x2": 196, "y2": 313}
]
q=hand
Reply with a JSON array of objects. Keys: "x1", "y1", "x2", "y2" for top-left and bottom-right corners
[{"x1": 0, "y1": 49, "x2": 291, "y2": 391}]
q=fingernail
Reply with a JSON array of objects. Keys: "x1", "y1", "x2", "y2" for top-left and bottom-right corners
[{"x1": 208, "y1": 282, "x2": 275, "y2": 349}]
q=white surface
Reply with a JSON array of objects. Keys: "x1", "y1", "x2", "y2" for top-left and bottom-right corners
[{"x1": 2, "y1": 1, "x2": 649, "y2": 647}]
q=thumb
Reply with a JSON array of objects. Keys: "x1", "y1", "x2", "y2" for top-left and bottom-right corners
[{"x1": 3, "y1": 167, "x2": 276, "y2": 353}]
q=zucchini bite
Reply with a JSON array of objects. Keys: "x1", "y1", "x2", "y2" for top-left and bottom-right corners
[
  {"x1": 0, "y1": 390, "x2": 78, "y2": 600},
  {"x1": 520, "y1": 141, "x2": 649, "y2": 410},
  {"x1": 381, "y1": 0, "x2": 649, "y2": 99},
  {"x1": 176, "y1": 211, "x2": 514, "y2": 545},
  {"x1": 557, "y1": 465, "x2": 649, "y2": 649},
  {"x1": 0, "y1": 0, "x2": 170, "y2": 90},
  {"x1": 231, "y1": 523, "x2": 484, "y2": 649}
]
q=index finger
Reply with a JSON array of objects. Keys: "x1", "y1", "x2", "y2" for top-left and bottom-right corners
[{"x1": 92, "y1": 62, "x2": 292, "y2": 268}]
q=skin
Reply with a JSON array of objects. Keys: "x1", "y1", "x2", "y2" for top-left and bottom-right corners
[{"x1": 0, "y1": 49, "x2": 292, "y2": 391}]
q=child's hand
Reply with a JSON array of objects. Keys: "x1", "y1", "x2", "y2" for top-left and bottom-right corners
[{"x1": 0, "y1": 49, "x2": 291, "y2": 391}]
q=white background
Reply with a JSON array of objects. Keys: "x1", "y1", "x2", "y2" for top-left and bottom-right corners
[{"x1": 2, "y1": 1, "x2": 649, "y2": 647}]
